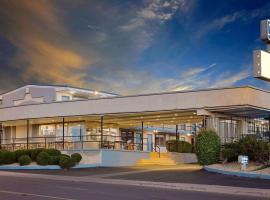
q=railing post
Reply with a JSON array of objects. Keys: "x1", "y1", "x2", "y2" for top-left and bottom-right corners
[{"x1": 79, "y1": 125, "x2": 83, "y2": 150}]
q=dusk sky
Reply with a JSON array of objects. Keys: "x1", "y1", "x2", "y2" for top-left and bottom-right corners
[{"x1": 0, "y1": 0, "x2": 270, "y2": 95}]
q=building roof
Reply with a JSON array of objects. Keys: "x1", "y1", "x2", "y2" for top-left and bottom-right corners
[
  {"x1": 0, "y1": 84, "x2": 119, "y2": 97},
  {"x1": 0, "y1": 85, "x2": 270, "y2": 122}
]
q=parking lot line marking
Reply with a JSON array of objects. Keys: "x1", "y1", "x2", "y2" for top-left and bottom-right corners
[{"x1": 0, "y1": 190, "x2": 76, "y2": 200}]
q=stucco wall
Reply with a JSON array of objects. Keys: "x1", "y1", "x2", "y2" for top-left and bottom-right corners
[
  {"x1": 0, "y1": 86, "x2": 56, "y2": 108},
  {"x1": 62, "y1": 149, "x2": 149, "y2": 166},
  {"x1": 0, "y1": 87, "x2": 267, "y2": 122}
]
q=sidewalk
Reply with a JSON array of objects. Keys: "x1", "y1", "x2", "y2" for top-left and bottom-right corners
[
  {"x1": 204, "y1": 164, "x2": 270, "y2": 180},
  {"x1": 0, "y1": 169, "x2": 270, "y2": 198}
]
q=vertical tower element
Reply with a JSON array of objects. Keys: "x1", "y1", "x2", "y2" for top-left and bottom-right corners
[{"x1": 253, "y1": 20, "x2": 270, "y2": 81}]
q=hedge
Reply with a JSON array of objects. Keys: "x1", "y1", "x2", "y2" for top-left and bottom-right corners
[
  {"x1": 36, "y1": 152, "x2": 50, "y2": 166},
  {"x1": 195, "y1": 129, "x2": 221, "y2": 165},
  {"x1": 45, "y1": 149, "x2": 61, "y2": 156},
  {"x1": 222, "y1": 135, "x2": 270, "y2": 164},
  {"x1": 14, "y1": 149, "x2": 31, "y2": 161},
  {"x1": 59, "y1": 156, "x2": 76, "y2": 169},
  {"x1": 0, "y1": 149, "x2": 82, "y2": 169},
  {"x1": 71, "y1": 153, "x2": 82, "y2": 163},
  {"x1": 30, "y1": 148, "x2": 45, "y2": 161},
  {"x1": 48, "y1": 156, "x2": 60, "y2": 165},
  {"x1": 18, "y1": 155, "x2": 31, "y2": 166},
  {"x1": 166, "y1": 140, "x2": 193, "y2": 153},
  {"x1": 0, "y1": 150, "x2": 16, "y2": 164}
]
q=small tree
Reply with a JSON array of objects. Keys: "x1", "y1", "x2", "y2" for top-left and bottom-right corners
[{"x1": 196, "y1": 129, "x2": 221, "y2": 165}]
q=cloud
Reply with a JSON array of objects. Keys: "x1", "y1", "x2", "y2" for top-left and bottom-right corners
[
  {"x1": 85, "y1": 63, "x2": 249, "y2": 95},
  {"x1": 210, "y1": 70, "x2": 250, "y2": 88},
  {"x1": 197, "y1": 3, "x2": 270, "y2": 38},
  {"x1": 0, "y1": 0, "x2": 93, "y2": 87},
  {"x1": 120, "y1": 0, "x2": 191, "y2": 32},
  {"x1": 0, "y1": 0, "x2": 253, "y2": 96},
  {"x1": 181, "y1": 63, "x2": 216, "y2": 77}
]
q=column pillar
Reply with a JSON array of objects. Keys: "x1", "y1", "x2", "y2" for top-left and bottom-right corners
[
  {"x1": 141, "y1": 121, "x2": 144, "y2": 151},
  {"x1": 202, "y1": 115, "x2": 206, "y2": 129},
  {"x1": 100, "y1": 116, "x2": 103, "y2": 148},
  {"x1": 176, "y1": 124, "x2": 179, "y2": 151},
  {"x1": 268, "y1": 115, "x2": 270, "y2": 142},
  {"x1": 176, "y1": 124, "x2": 179, "y2": 141},
  {"x1": 62, "y1": 117, "x2": 65, "y2": 150},
  {"x1": 0, "y1": 123, "x2": 2, "y2": 149},
  {"x1": 26, "y1": 120, "x2": 29, "y2": 149}
]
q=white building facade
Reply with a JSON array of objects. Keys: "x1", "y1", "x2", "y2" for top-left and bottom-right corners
[{"x1": 0, "y1": 85, "x2": 269, "y2": 153}]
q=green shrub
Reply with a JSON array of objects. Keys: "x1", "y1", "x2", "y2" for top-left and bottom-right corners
[
  {"x1": 30, "y1": 148, "x2": 45, "y2": 161},
  {"x1": 18, "y1": 155, "x2": 31, "y2": 166},
  {"x1": 59, "y1": 156, "x2": 76, "y2": 170},
  {"x1": 4, "y1": 151, "x2": 16, "y2": 164},
  {"x1": 48, "y1": 156, "x2": 60, "y2": 165},
  {"x1": 195, "y1": 129, "x2": 221, "y2": 165},
  {"x1": 36, "y1": 152, "x2": 50, "y2": 165},
  {"x1": 238, "y1": 136, "x2": 270, "y2": 164},
  {"x1": 166, "y1": 140, "x2": 193, "y2": 153},
  {"x1": 71, "y1": 153, "x2": 82, "y2": 163},
  {"x1": 14, "y1": 149, "x2": 31, "y2": 161},
  {"x1": 45, "y1": 149, "x2": 61, "y2": 156},
  {"x1": 221, "y1": 136, "x2": 270, "y2": 165},
  {"x1": 0, "y1": 150, "x2": 16, "y2": 164},
  {"x1": 221, "y1": 142, "x2": 240, "y2": 162},
  {"x1": 60, "y1": 154, "x2": 70, "y2": 158}
]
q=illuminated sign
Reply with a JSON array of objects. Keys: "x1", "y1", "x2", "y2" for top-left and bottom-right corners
[{"x1": 260, "y1": 19, "x2": 270, "y2": 42}]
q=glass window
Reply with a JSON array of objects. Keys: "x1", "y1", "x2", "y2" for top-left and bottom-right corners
[
  {"x1": 155, "y1": 134, "x2": 165, "y2": 146},
  {"x1": 180, "y1": 124, "x2": 186, "y2": 130},
  {"x1": 39, "y1": 125, "x2": 56, "y2": 136}
]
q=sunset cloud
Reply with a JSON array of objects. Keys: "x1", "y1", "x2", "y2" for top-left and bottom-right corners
[
  {"x1": 0, "y1": 0, "x2": 267, "y2": 95},
  {"x1": 0, "y1": 0, "x2": 92, "y2": 87}
]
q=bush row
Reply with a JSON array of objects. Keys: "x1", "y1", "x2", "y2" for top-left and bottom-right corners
[
  {"x1": 221, "y1": 135, "x2": 270, "y2": 165},
  {"x1": 0, "y1": 149, "x2": 82, "y2": 169},
  {"x1": 166, "y1": 140, "x2": 193, "y2": 153},
  {"x1": 195, "y1": 129, "x2": 270, "y2": 166}
]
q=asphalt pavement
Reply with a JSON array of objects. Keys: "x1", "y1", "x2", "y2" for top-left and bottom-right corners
[{"x1": 0, "y1": 175, "x2": 268, "y2": 200}]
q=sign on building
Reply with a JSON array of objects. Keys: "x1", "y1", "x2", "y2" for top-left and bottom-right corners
[{"x1": 253, "y1": 19, "x2": 270, "y2": 81}]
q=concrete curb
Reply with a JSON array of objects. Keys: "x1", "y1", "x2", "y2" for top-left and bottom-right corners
[
  {"x1": 204, "y1": 166, "x2": 270, "y2": 180},
  {"x1": 0, "y1": 171, "x2": 269, "y2": 198},
  {"x1": 0, "y1": 164, "x2": 98, "y2": 170}
]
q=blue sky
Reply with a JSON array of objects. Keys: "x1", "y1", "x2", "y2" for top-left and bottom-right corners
[{"x1": 0, "y1": 0, "x2": 270, "y2": 94}]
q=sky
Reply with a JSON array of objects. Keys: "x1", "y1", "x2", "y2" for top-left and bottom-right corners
[{"x1": 0, "y1": 0, "x2": 270, "y2": 95}]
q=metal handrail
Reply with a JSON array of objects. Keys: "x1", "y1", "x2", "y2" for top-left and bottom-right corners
[
  {"x1": 153, "y1": 144, "x2": 161, "y2": 158},
  {"x1": 0, "y1": 134, "x2": 150, "y2": 152}
]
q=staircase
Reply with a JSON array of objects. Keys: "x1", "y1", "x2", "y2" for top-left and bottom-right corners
[{"x1": 136, "y1": 152, "x2": 177, "y2": 166}]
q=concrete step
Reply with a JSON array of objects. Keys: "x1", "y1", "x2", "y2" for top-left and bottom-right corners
[{"x1": 136, "y1": 152, "x2": 177, "y2": 166}]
